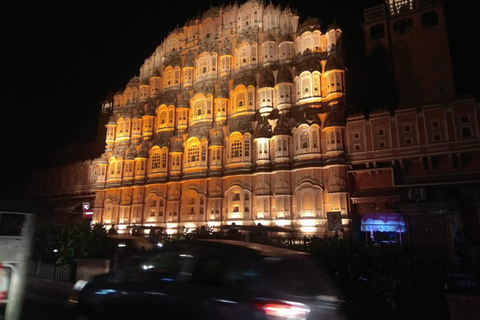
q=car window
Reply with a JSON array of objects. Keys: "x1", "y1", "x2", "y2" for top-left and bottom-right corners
[
  {"x1": 114, "y1": 250, "x2": 186, "y2": 285},
  {"x1": 253, "y1": 255, "x2": 339, "y2": 296},
  {"x1": 189, "y1": 253, "x2": 228, "y2": 286}
]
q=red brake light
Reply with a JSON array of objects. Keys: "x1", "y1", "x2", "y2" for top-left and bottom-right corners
[{"x1": 257, "y1": 301, "x2": 310, "y2": 319}]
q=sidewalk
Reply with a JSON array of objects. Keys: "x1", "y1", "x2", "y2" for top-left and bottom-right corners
[
  {"x1": 446, "y1": 292, "x2": 480, "y2": 320},
  {"x1": 26, "y1": 277, "x2": 73, "y2": 302}
]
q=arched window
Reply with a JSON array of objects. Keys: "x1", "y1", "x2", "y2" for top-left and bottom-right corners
[
  {"x1": 295, "y1": 182, "x2": 324, "y2": 218},
  {"x1": 300, "y1": 131, "x2": 309, "y2": 149},
  {"x1": 150, "y1": 149, "x2": 162, "y2": 172},
  {"x1": 231, "y1": 139, "x2": 243, "y2": 158}
]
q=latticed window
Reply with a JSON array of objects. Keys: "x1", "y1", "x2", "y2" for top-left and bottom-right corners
[
  {"x1": 300, "y1": 131, "x2": 309, "y2": 149},
  {"x1": 236, "y1": 92, "x2": 246, "y2": 110},
  {"x1": 231, "y1": 139, "x2": 243, "y2": 158},
  {"x1": 160, "y1": 111, "x2": 167, "y2": 124},
  {"x1": 149, "y1": 200, "x2": 156, "y2": 216},
  {"x1": 162, "y1": 153, "x2": 167, "y2": 168},
  {"x1": 312, "y1": 130, "x2": 318, "y2": 148},
  {"x1": 187, "y1": 144, "x2": 200, "y2": 162},
  {"x1": 151, "y1": 152, "x2": 161, "y2": 169},
  {"x1": 194, "y1": 99, "x2": 206, "y2": 116},
  {"x1": 245, "y1": 139, "x2": 250, "y2": 156},
  {"x1": 248, "y1": 90, "x2": 254, "y2": 108},
  {"x1": 302, "y1": 78, "x2": 311, "y2": 98}
]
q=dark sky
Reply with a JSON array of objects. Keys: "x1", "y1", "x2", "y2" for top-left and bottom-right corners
[{"x1": 0, "y1": 0, "x2": 475, "y2": 198}]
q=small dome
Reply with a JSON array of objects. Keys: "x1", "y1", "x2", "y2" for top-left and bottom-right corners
[
  {"x1": 278, "y1": 34, "x2": 294, "y2": 43},
  {"x1": 296, "y1": 58, "x2": 321, "y2": 75},
  {"x1": 137, "y1": 143, "x2": 149, "y2": 158},
  {"x1": 202, "y1": 7, "x2": 220, "y2": 20},
  {"x1": 171, "y1": 136, "x2": 184, "y2": 152},
  {"x1": 324, "y1": 56, "x2": 343, "y2": 72},
  {"x1": 126, "y1": 146, "x2": 137, "y2": 160},
  {"x1": 184, "y1": 52, "x2": 195, "y2": 68},
  {"x1": 258, "y1": 69, "x2": 275, "y2": 88},
  {"x1": 298, "y1": 18, "x2": 321, "y2": 35},
  {"x1": 263, "y1": 33, "x2": 276, "y2": 43},
  {"x1": 178, "y1": 92, "x2": 190, "y2": 108},
  {"x1": 126, "y1": 76, "x2": 140, "y2": 88},
  {"x1": 210, "y1": 125, "x2": 224, "y2": 146},
  {"x1": 276, "y1": 65, "x2": 293, "y2": 83},
  {"x1": 216, "y1": 81, "x2": 229, "y2": 98},
  {"x1": 273, "y1": 116, "x2": 290, "y2": 136},
  {"x1": 151, "y1": 69, "x2": 161, "y2": 78},
  {"x1": 327, "y1": 21, "x2": 341, "y2": 32},
  {"x1": 254, "y1": 117, "x2": 272, "y2": 139}
]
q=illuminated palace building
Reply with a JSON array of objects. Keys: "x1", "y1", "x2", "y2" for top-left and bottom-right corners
[
  {"x1": 92, "y1": 1, "x2": 349, "y2": 235},
  {"x1": 28, "y1": 0, "x2": 480, "y2": 262}
]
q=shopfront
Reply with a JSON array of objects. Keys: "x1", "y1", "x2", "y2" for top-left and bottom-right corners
[{"x1": 360, "y1": 213, "x2": 406, "y2": 244}]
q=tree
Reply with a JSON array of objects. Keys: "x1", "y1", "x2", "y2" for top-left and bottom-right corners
[{"x1": 32, "y1": 221, "x2": 111, "y2": 265}]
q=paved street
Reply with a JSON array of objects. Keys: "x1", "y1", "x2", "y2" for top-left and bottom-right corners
[{"x1": 20, "y1": 293, "x2": 70, "y2": 320}]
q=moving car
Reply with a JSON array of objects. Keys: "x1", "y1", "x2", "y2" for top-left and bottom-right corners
[
  {"x1": 107, "y1": 235, "x2": 155, "y2": 252},
  {"x1": 68, "y1": 239, "x2": 346, "y2": 320}
]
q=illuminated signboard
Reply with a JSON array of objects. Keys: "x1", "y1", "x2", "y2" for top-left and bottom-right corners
[{"x1": 83, "y1": 202, "x2": 94, "y2": 218}]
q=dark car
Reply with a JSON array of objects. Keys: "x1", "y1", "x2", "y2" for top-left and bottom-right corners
[{"x1": 68, "y1": 239, "x2": 346, "y2": 320}]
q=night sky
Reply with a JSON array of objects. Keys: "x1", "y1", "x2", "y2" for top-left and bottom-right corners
[{"x1": 1, "y1": 0, "x2": 476, "y2": 198}]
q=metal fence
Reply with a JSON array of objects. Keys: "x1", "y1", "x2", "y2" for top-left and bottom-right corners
[{"x1": 28, "y1": 261, "x2": 72, "y2": 282}]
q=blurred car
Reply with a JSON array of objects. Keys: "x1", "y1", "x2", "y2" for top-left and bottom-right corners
[
  {"x1": 68, "y1": 239, "x2": 346, "y2": 320},
  {"x1": 107, "y1": 235, "x2": 156, "y2": 252}
]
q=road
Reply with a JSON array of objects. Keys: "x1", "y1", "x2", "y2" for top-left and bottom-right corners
[{"x1": 20, "y1": 293, "x2": 70, "y2": 320}]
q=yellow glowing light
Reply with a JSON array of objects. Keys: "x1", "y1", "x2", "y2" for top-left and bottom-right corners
[
  {"x1": 299, "y1": 219, "x2": 316, "y2": 227},
  {"x1": 300, "y1": 226, "x2": 316, "y2": 233}
]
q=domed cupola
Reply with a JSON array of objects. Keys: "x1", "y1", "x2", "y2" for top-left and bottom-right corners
[
  {"x1": 277, "y1": 64, "x2": 293, "y2": 84},
  {"x1": 137, "y1": 142, "x2": 149, "y2": 159},
  {"x1": 258, "y1": 68, "x2": 275, "y2": 88},
  {"x1": 278, "y1": 33, "x2": 294, "y2": 44},
  {"x1": 202, "y1": 6, "x2": 220, "y2": 20},
  {"x1": 254, "y1": 117, "x2": 272, "y2": 139},
  {"x1": 323, "y1": 103, "x2": 345, "y2": 160},
  {"x1": 233, "y1": 72, "x2": 256, "y2": 87},
  {"x1": 273, "y1": 115, "x2": 291, "y2": 136},
  {"x1": 298, "y1": 18, "x2": 321, "y2": 35},
  {"x1": 263, "y1": 33, "x2": 276, "y2": 44},
  {"x1": 126, "y1": 145, "x2": 137, "y2": 160},
  {"x1": 144, "y1": 103, "x2": 155, "y2": 116},
  {"x1": 178, "y1": 92, "x2": 190, "y2": 108},
  {"x1": 153, "y1": 136, "x2": 170, "y2": 149},
  {"x1": 126, "y1": 76, "x2": 140, "y2": 88},
  {"x1": 326, "y1": 21, "x2": 342, "y2": 54},
  {"x1": 133, "y1": 107, "x2": 143, "y2": 119},
  {"x1": 184, "y1": 51, "x2": 195, "y2": 68},
  {"x1": 108, "y1": 115, "x2": 116, "y2": 125},
  {"x1": 171, "y1": 135, "x2": 184, "y2": 153},
  {"x1": 295, "y1": 110, "x2": 321, "y2": 128},
  {"x1": 216, "y1": 81, "x2": 229, "y2": 99},
  {"x1": 324, "y1": 55, "x2": 343, "y2": 72},
  {"x1": 210, "y1": 125, "x2": 224, "y2": 146},
  {"x1": 296, "y1": 57, "x2": 322, "y2": 75},
  {"x1": 151, "y1": 69, "x2": 161, "y2": 78}
]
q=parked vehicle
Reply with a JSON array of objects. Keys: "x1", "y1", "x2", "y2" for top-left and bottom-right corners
[{"x1": 68, "y1": 239, "x2": 346, "y2": 320}]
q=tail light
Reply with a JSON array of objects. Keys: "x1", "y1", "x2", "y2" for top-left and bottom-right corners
[{"x1": 256, "y1": 301, "x2": 310, "y2": 320}]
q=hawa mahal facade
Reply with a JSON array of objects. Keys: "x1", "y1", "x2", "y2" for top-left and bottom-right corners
[{"x1": 92, "y1": 1, "x2": 349, "y2": 235}]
